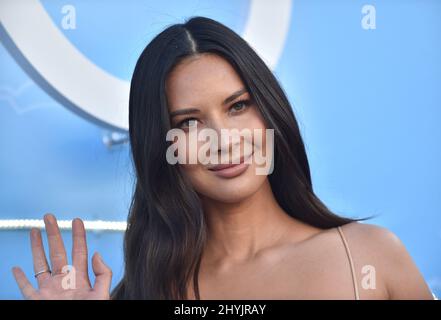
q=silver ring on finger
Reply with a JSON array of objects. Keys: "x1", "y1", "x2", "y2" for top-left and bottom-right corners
[{"x1": 34, "y1": 268, "x2": 51, "y2": 278}]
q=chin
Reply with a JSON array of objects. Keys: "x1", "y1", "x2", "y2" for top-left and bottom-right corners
[{"x1": 197, "y1": 172, "x2": 267, "y2": 204}]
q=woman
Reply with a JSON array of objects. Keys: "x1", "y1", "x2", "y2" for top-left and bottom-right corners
[{"x1": 12, "y1": 17, "x2": 433, "y2": 300}]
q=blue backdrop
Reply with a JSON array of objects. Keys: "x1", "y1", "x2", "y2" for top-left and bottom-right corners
[{"x1": 1, "y1": 0, "x2": 440, "y2": 299}]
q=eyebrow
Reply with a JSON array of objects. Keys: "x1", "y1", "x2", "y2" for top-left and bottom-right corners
[
  {"x1": 222, "y1": 88, "x2": 247, "y2": 105},
  {"x1": 169, "y1": 88, "x2": 248, "y2": 118},
  {"x1": 169, "y1": 108, "x2": 200, "y2": 118}
]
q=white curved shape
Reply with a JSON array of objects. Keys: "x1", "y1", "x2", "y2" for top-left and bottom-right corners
[
  {"x1": 0, "y1": 0, "x2": 292, "y2": 131},
  {"x1": 243, "y1": 0, "x2": 293, "y2": 70},
  {"x1": 0, "y1": 0, "x2": 130, "y2": 131}
]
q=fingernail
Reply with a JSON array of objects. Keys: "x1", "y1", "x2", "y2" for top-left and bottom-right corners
[{"x1": 44, "y1": 214, "x2": 54, "y2": 224}]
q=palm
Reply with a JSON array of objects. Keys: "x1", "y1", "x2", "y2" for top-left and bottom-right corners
[
  {"x1": 35, "y1": 274, "x2": 102, "y2": 300},
  {"x1": 12, "y1": 214, "x2": 112, "y2": 300}
]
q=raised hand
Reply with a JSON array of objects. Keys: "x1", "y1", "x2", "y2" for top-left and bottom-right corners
[{"x1": 12, "y1": 214, "x2": 112, "y2": 300}]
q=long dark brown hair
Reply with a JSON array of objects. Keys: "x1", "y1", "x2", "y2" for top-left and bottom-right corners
[{"x1": 111, "y1": 16, "x2": 360, "y2": 300}]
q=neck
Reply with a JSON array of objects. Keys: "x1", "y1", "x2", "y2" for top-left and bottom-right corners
[{"x1": 200, "y1": 179, "x2": 298, "y2": 265}]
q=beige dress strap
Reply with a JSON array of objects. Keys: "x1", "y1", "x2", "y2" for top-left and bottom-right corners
[{"x1": 337, "y1": 226, "x2": 360, "y2": 300}]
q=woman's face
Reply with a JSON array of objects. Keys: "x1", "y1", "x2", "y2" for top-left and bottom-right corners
[{"x1": 166, "y1": 53, "x2": 271, "y2": 203}]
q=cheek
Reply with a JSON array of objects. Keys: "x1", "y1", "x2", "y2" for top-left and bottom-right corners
[
  {"x1": 172, "y1": 132, "x2": 207, "y2": 164},
  {"x1": 242, "y1": 112, "x2": 268, "y2": 151},
  {"x1": 178, "y1": 136, "x2": 211, "y2": 183},
  {"x1": 179, "y1": 162, "x2": 214, "y2": 197}
]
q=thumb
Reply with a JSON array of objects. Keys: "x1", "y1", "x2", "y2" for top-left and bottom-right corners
[{"x1": 92, "y1": 252, "x2": 112, "y2": 295}]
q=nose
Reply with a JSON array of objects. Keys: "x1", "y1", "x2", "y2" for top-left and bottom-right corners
[{"x1": 208, "y1": 119, "x2": 243, "y2": 161}]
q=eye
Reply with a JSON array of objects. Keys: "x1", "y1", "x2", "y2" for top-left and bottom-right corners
[
  {"x1": 229, "y1": 99, "x2": 251, "y2": 114},
  {"x1": 177, "y1": 118, "x2": 199, "y2": 129}
]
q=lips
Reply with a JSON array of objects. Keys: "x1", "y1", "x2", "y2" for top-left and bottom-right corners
[
  {"x1": 207, "y1": 153, "x2": 253, "y2": 171},
  {"x1": 208, "y1": 162, "x2": 242, "y2": 171}
]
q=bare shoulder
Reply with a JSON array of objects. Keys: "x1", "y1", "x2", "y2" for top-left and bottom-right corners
[
  {"x1": 339, "y1": 221, "x2": 404, "y2": 254},
  {"x1": 339, "y1": 222, "x2": 434, "y2": 299}
]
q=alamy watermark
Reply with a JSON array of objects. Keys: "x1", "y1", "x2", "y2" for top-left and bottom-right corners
[
  {"x1": 361, "y1": 4, "x2": 376, "y2": 30},
  {"x1": 166, "y1": 122, "x2": 275, "y2": 175},
  {"x1": 61, "y1": 4, "x2": 76, "y2": 30}
]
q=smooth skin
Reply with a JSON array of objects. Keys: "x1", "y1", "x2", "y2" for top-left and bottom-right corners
[{"x1": 13, "y1": 53, "x2": 434, "y2": 300}]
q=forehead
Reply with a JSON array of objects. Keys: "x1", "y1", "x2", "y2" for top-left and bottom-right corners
[{"x1": 166, "y1": 53, "x2": 245, "y2": 110}]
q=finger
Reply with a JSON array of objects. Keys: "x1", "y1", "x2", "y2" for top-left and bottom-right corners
[
  {"x1": 44, "y1": 213, "x2": 68, "y2": 274},
  {"x1": 92, "y1": 252, "x2": 112, "y2": 295},
  {"x1": 72, "y1": 218, "x2": 90, "y2": 285},
  {"x1": 30, "y1": 228, "x2": 51, "y2": 287},
  {"x1": 12, "y1": 267, "x2": 38, "y2": 300}
]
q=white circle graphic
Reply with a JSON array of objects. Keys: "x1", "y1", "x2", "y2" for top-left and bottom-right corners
[{"x1": 0, "y1": 0, "x2": 292, "y2": 131}]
